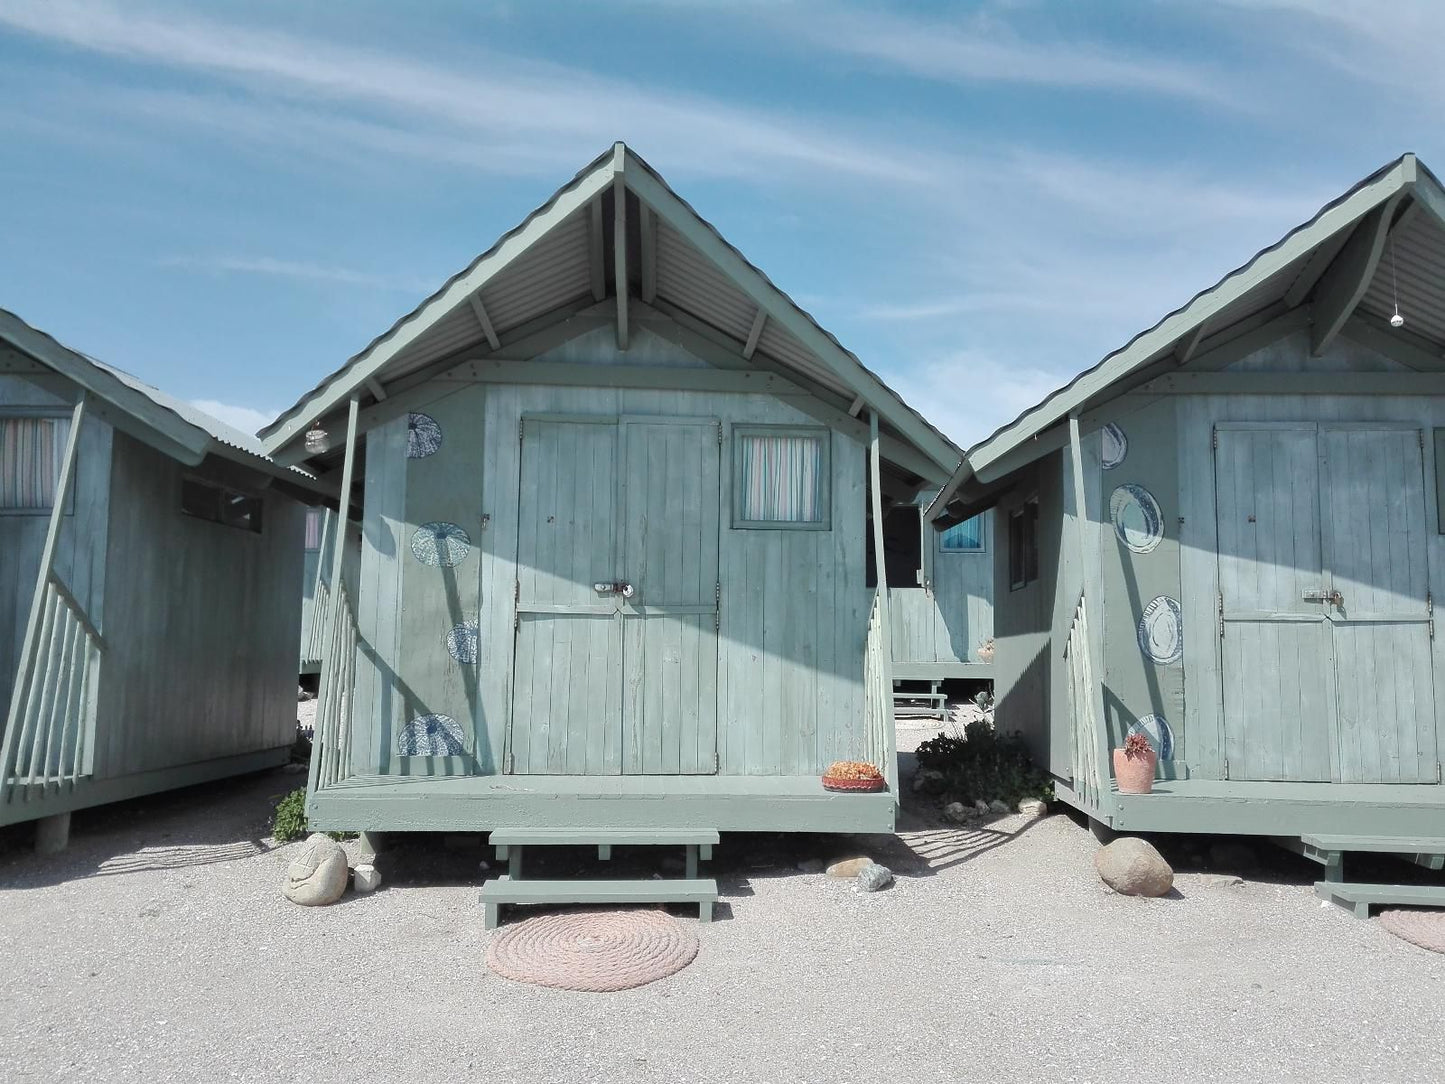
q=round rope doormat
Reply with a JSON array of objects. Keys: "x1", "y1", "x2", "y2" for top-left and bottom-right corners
[
  {"x1": 1379, "y1": 909, "x2": 1445, "y2": 954},
  {"x1": 486, "y1": 909, "x2": 699, "y2": 991}
]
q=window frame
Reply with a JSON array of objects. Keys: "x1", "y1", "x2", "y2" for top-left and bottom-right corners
[
  {"x1": 730, "y1": 423, "x2": 832, "y2": 531},
  {"x1": 304, "y1": 507, "x2": 324, "y2": 552},
  {"x1": 937, "y1": 510, "x2": 988, "y2": 555},
  {"x1": 1008, "y1": 498, "x2": 1039, "y2": 591},
  {"x1": 0, "y1": 409, "x2": 77, "y2": 517},
  {"x1": 179, "y1": 475, "x2": 266, "y2": 535}
]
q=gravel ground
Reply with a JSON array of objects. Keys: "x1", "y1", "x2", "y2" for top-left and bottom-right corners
[{"x1": 1, "y1": 757, "x2": 1442, "y2": 1083}]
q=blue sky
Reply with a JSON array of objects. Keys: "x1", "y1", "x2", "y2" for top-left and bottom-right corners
[{"x1": 0, "y1": 0, "x2": 1439, "y2": 447}]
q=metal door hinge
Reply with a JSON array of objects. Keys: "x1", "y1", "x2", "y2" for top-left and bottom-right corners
[
  {"x1": 715, "y1": 582, "x2": 721, "y2": 630},
  {"x1": 506, "y1": 751, "x2": 515, "y2": 774},
  {"x1": 1223, "y1": 758, "x2": 1230, "y2": 780},
  {"x1": 518, "y1": 418, "x2": 524, "y2": 443},
  {"x1": 1437, "y1": 761, "x2": 1442, "y2": 783},
  {"x1": 1212, "y1": 426, "x2": 1218, "y2": 450},
  {"x1": 1430, "y1": 592, "x2": 1435, "y2": 639},
  {"x1": 714, "y1": 751, "x2": 721, "y2": 772},
  {"x1": 716, "y1": 421, "x2": 723, "y2": 445},
  {"x1": 1217, "y1": 592, "x2": 1225, "y2": 638},
  {"x1": 515, "y1": 580, "x2": 521, "y2": 603}
]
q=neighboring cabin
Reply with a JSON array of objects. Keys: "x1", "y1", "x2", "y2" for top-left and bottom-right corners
[
  {"x1": 299, "y1": 507, "x2": 359, "y2": 677},
  {"x1": 930, "y1": 154, "x2": 1445, "y2": 854},
  {"x1": 261, "y1": 144, "x2": 965, "y2": 839},
  {"x1": 0, "y1": 309, "x2": 321, "y2": 848}
]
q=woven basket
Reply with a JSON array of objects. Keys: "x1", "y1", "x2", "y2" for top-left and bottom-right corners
[{"x1": 821, "y1": 775, "x2": 886, "y2": 792}]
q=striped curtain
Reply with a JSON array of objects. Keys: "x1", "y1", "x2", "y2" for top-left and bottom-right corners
[
  {"x1": 940, "y1": 514, "x2": 983, "y2": 552},
  {"x1": 304, "y1": 508, "x2": 323, "y2": 550},
  {"x1": 0, "y1": 417, "x2": 69, "y2": 511},
  {"x1": 739, "y1": 434, "x2": 822, "y2": 522}
]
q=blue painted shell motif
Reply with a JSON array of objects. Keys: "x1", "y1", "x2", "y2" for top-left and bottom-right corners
[
  {"x1": 446, "y1": 620, "x2": 479, "y2": 665},
  {"x1": 407, "y1": 413, "x2": 443, "y2": 459},
  {"x1": 1137, "y1": 595, "x2": 1183, "y2": 665},
  {"x1": 1109, "y1": 483, "x2": 1163, "y2": 554},
  {"x1": 1128, "y1": 714, "x2": 1174, "y2": 760},
  {"x1": 397, "y1": 713, "x2": 466, "y2": 757},
  {"x1": 1101, "y1": 423, "x2": 1128, "y2": 470},
  {"x1": 410, "y1": 522, "x2": 471, "y2": 567}
]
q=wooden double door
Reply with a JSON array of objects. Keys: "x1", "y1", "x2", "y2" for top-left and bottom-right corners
[
  {"x1": 1215, "y1": 422, "x2": 1438, "y2": 783},
  {"x1": 507, "y1": 415, "x2": 720, "y2": 775}
]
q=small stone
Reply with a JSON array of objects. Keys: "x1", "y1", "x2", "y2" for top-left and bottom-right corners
[
  {"x1": 943, "y1": 801, "x2": 968, "y2": 823},
  {"x1": 478, "y1": 859, "x2": 490, "y2": 871},
  {"x1": 855, "y1": 863, "x2": 893, "y2": 892},
  {"x1": 1018, "y1": 797, "x2": 1048, "y2": 818},
  {"x1": 352, "y1": 864, "x2": 382, "y2": 894},
  {"x1": 973, "y1": 799, "x2": 989, "y2": 814},
  {"x1": 283, "y1": 834, "x2": 349, "y2": 906},
  {"x1": 1207, "y1": 874, "x2": 1244, "y2": 888},
  {"x1": 1094, "y1": 837, "x2": 1174, "y2": 898},
  {"x1": 987, "y1": 799, "x2": 1011, "y2": 815},
  {"x1": 796, "y1": 858, "x2": 825, "y2": 874},
  {"x1": 826, "y1": 857, "x2": 873, "y2": 879}
]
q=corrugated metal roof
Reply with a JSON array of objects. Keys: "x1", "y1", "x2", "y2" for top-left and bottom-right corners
[
  {"x1": 1360, "y1": 208, "x2": 1445, "y2": 345},
  {"x1": 479, "y1": 209, "x2": 591, "y2": 332}
]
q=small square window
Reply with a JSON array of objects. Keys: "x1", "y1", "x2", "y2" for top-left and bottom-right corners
[
  {"x1": 0, "y1": 415, "x2": 71, "y2": 514},
  {"x1": 733, "y1": 426, "x2": 830, "y2": 529},
  {"x1": 939, "y1": 513, "x2": 985, "y2": 553},
  {"x1": 181, "y1": 477, "x2": 264, "y2": 534}
]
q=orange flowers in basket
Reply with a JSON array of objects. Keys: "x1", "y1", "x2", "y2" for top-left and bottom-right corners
[{"x1": 821, "y1": 761, "x2": 886, "y2": 792}]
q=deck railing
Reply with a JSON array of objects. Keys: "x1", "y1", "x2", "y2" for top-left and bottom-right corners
[
  {"x1": 309, "y1": 582, "x2": 358, "y2": 792},
  {"x1": 1063, "y1": 590, "x2": 1106, "y2": 810},
  {"x1": 863, "y1": 587, "x2": 898, "y2": 792},
  {"x1": 1, "y1": 574, "x2": 103, "y2": 803},
  {"x1": 301, "y1": 578, "x2": 330, "y2": 666}
]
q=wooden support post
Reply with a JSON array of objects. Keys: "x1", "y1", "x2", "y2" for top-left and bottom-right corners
[
  {"x1": 508, "y1": 846, "x2": 522, "y2": 880},
  {"x1": 613, "y1": 170, "x2": 629, "y2": 351},
  {"x1": 33, "y1": 811, "x2": 70, "y2": 855},
  {"x1": 868, "y1": 411, "x2": 897, "y2": 788},
  {"x1": 329, "y1": 396, "x2": 360, "y2": 592},
  {"x1": 742, "y1": 308, "x2": 766, "y2": 360},
  {"x1": 1, "y1": 394, "x2": 87, "y2": 801},
  {"x1": 598, "y1": 843, "x2": 612, "y2": 861},
  {"x1": 685, "y1": 844, "x2": 698, "y2": 880}
]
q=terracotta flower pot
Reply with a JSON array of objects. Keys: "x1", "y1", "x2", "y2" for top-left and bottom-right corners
[{"x1": 1113, "y1": 748, "x2": 1157, "y2": 794}]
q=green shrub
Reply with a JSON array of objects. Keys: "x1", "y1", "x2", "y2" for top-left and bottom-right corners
[
  {"x1": 915, "y1": 720, "x2": 1053, "y2": 807},
  {"x1": 271, "y1": 787, "x2": 310, "y2": 843}
]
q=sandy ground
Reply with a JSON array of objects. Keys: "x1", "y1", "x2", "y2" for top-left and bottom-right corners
[{"x1": 1, "y1": 746, "x2": 1442, "y2": 1083}]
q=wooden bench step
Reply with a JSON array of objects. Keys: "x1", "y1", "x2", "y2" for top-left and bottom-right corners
[
  {"x1": 480, "y1": 876, "x2": 719, "y2": 928},
  {"x1": 1314, "y1": 881, "x2": 1445, "y2": 919},
  {"x1": 488, "y1": 829, "x2": 720, "y2": 847},
  {"x1": 1294, "y1": 834, "x2": 1445, "y2": 873}
]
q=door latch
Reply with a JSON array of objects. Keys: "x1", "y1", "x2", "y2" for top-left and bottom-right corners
[
  {"x1": 593, "y1": 581, "x2": 636, "y2": 598},
  {"x1": 1302, "y1": 589, "x2": 1343, "y2": 607}
]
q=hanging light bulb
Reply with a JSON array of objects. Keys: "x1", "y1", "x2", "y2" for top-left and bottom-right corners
[
  {"x1": 304, "y1": 421, "x2": 331, "y2": 455},
  {"x1": 1389, "y1": 234, "x2": 1405, "y2": 329}
]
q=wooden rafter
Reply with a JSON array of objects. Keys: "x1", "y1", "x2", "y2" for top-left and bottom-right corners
[
  {"x1": 468, "y1": 294, "x2": 501, "y2": 351},
  {"x1": 1310, "y1": 192, "x2": 1404, "y2": 356},
  {"x1": 742, "y1": 309, "x2": 766, "y2": 360}
]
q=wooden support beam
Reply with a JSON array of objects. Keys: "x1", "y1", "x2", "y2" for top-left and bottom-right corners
[
  {"x1": 742, "y1": 309, "x2": 766, "y2": 360},
  {"x1": 848, "y1": 395, "x2": 865, "y2": 417},
  {"x1": 1187, "y1": 305, "x2": 1312, "y2": 372},
  {"x1": 868, "y1": 411, "x2": 891, "y2": 613},
  {"x1": 447, "y1": 360, "x2": 812, "y2": 395},
  {"x1": 1311, "y1": 193, "x2": 1403, "y2": 356},
  {"x1": 1342, "y1": 313, "x2": 1445, "y2": 372},
  {"x1": 330, "y1": 397, "x2": 360, "y2": 591},
  {"x1": 467, "y1": 294, "x2": 501, "y2": 351},
  {"x1": 589, "y1": 198, "x2": 606, "y2": 302},
  {"x1": 613, "y1": 171, "x2": 629, "y2": 351},
  {"x1": 1172, "y1": 321, "x2": 1207, "y2": 366},
  {"x1": 639, "y1": 204, "x2": 657, "y2": 304},
  {"x1": 364, "y1": 377, "x2": 388, "y2": 402},
  {"x1": 1135, "y1": 371, "x2": 1445, "y2": 396}
]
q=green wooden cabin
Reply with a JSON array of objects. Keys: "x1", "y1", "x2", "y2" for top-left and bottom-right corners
[
  {"x1": 929, "y1": 154, "x2": 1445, "y2": 860},
  {"x1": 261, "y1": 144, "x2": 963, "y2": 838},
  {"x1": 0, "y1": 309, "x2": 322, "y2": 845}
]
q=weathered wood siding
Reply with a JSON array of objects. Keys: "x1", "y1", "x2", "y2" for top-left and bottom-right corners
[
  {"x1": 0, "y1": 376, "x2": 110, "y2": 717},
  {"x1": 890, "y1": 507, "x2": 994, "y2": 667},
  {"x1": 95, "y1": 433, "x2": 304, "y2": 777},
  {"x1": 350, "y1": 324, "x2": 870, "y2": 779}
]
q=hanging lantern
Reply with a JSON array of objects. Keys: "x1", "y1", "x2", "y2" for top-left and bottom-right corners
[{"x1": 304, "y1": 421, "x2": 331, "y2": 455}]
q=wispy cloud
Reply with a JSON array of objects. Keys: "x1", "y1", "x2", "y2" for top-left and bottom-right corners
[
  {"x1": 188, "y1": 398, "x2": 276, "y2": 436},
  {"x1": 771, "y1": 4, "x2": 1244, "y2": 108},
  {"x1": 160, "y1": 255, "x2": 433, "y2": 294},
  {"x1": 889, "y1": 350, "x2": 1068, "y2": 450}
]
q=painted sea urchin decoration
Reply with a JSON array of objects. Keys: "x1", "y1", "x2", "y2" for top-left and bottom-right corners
[
  {"x1": 410, "y1": 522, "x2": 471, "y2": 567},
  {"x1": 1137, "y1": 595, "x2": 1183, "y2": 666},
  {"x1": 446, "y1": 620, "x2": 480, "y2": 665},
  {"x1": 1100, "y1": 423, "x2": 1128, "y2": 470},
  {"x1": 397, "y1": 713, "x2": 466, "y2": 756},
  {"x1": 1109, "y1": 483, "x2": 1163, "y2": 554},
  {"x1": 406, "y1": 412, "x2": 443, "y2": 459}
]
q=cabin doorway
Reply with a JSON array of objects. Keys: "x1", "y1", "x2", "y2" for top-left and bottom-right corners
[
  {"x1": 508, "y1": 414, "x2": 720, "y2": 776},
  {"x1": 1214, "y1": 422, "x2": 1437, "y2": 783}
]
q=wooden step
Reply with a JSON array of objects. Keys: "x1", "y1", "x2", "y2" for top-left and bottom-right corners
[
  {"x1": 1300, "y1": 833, "x2": 1445, "y2": 870},
  {"x1": 1314, "y1": 880, "x2": 1445, "y2": 919},
  {"x1": 488, "y1": 829, "x2": 719, "y2": 847},
  {"x1": 480, "y1": 875, "x2": 719, "y2": 928}
]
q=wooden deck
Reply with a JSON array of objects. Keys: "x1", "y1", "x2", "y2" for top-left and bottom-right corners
[
  {"x1": 1103, "y1": 778, "x2": 1444, "y2": 836},
  {"x1": 308, "y1": 773, "x2": 896, "y2": 834}
]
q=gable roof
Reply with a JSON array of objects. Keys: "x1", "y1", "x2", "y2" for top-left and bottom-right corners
[
  {"x1": 929, "y1": 152, "x2": 1445, "y2": 521},
  {"x1": 260, "y1": 143, "x2": 961, "y2": 481},
  {"x1": 0, "y1": 307, "x2": 323, "y2": 492}
]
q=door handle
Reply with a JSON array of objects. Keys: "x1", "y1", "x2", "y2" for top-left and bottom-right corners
[
  {"x1": 593, "y1": 581, "x2": 637, "y2": 598},
  {"x1": 1302, "y1": 589, "x2": 1343, "y2": 606},
  {"x1": 618, "y1": 582, "x2": 636, "y2": 599}
]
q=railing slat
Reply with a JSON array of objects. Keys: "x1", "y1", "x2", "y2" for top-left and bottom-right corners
[{"x1": 21, "y1": 589, "x2": 65, "y2": 795}]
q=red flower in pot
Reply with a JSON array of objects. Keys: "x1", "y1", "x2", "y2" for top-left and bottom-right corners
[{"x1": 1113, "y1": 732, "x2": 1157, "y2": 794}]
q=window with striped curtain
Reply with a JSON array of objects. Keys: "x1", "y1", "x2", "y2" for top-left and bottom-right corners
[
  {"x1": 304, "y1": 508, "x2": 323, "y2": 550},
  {"x1": 0, "y1": 416, "x2": 70, "y2": 512},
  {"x1": 939, "y1": 513, "x2": 985, "y2": 552},
  {"x1": 734, "y1": 428, "x2": 829, "y2": 528}
]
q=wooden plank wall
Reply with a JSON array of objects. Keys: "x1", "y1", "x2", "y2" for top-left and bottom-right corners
[
  {"x1": 351, "y1": 326, "x2": 870, "y2": 778},
  {"x1": 890, "y1": 510, "x2": 994, "y2": 666},
  {"x1": 96, "y1": 434, "x2": 304, "y2": 777},
  {"x1": 0, "y1": 376, "x2": 110, "y2": 719}
]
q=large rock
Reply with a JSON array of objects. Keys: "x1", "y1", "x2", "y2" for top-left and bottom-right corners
[
  {"x1": 855, "y1": 863, "x2": 893, "y2": 892},
  {"x1": 283, "y1": 833, "x2": 349, "y2": 906},
  {"x1": 1018, "y1": 797, "x2": 1048, "y2": 818},
  {"x1": 826, "y1": 857, "x2": 874, "y2": 879},
  {"x1": 1095, "y1": 837, "x2": 1174, "y2": 898}
]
